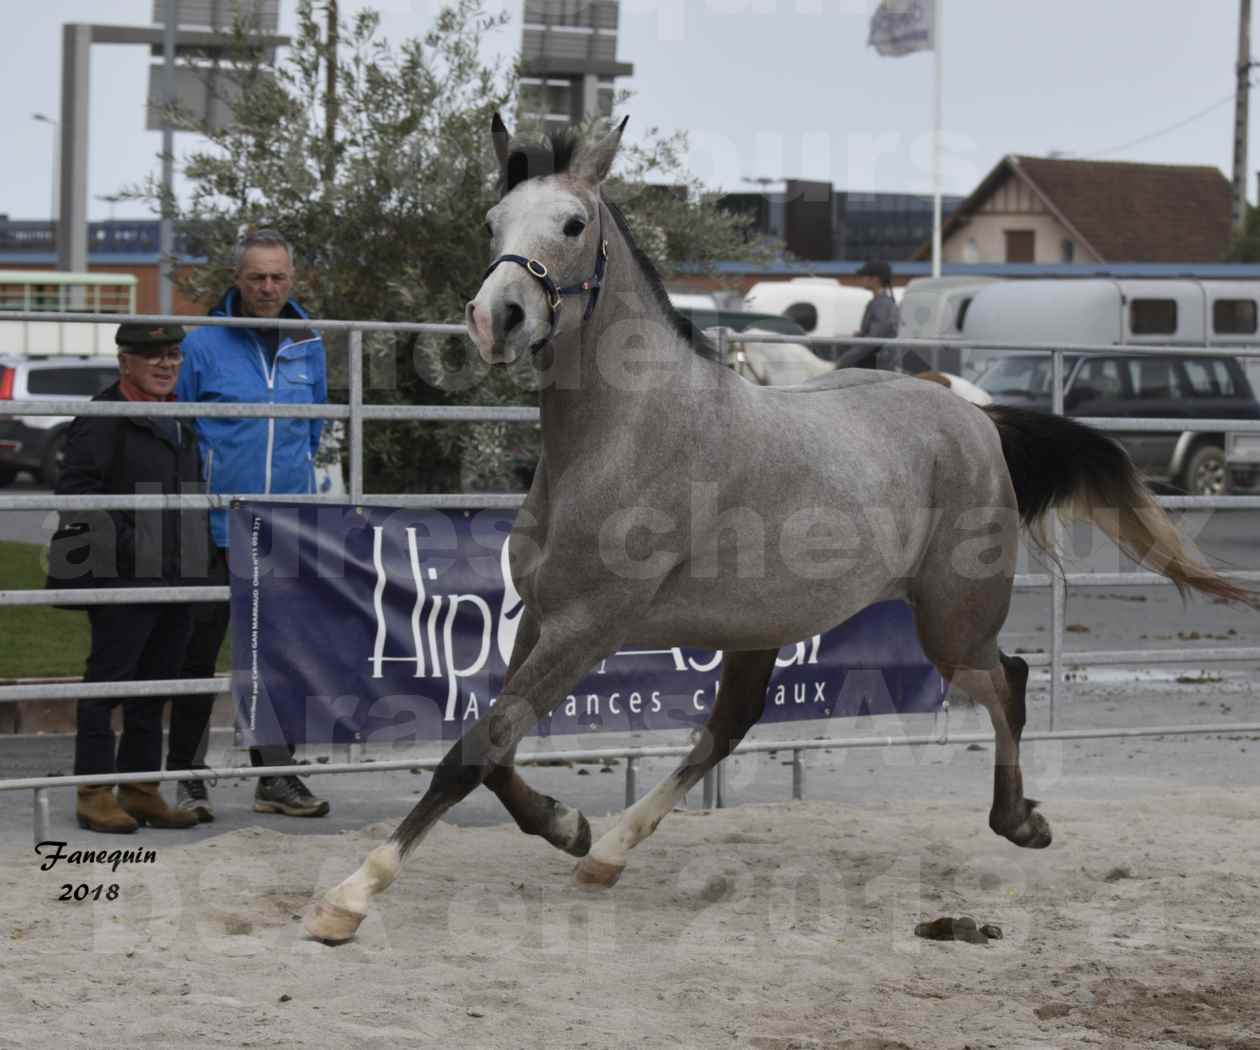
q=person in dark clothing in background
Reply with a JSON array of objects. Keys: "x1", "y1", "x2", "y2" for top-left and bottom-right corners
[
  {"x1": 54, "y1": 323, "x2": 207, "y2": 834},
  {"x1": 172, "y1": 228, "x2": 330, "y2": 820},
  {"x1": 837, "y1": 259, "x2": 931, "y2": 374}
]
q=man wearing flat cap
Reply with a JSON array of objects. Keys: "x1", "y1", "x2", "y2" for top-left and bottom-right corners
[{"x1": 53, "y1": 322, "x2": 209, "y2": 833}]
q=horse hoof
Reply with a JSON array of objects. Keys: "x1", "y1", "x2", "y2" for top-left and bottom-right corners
[
  {"x1": 1007, "y1": 809, "x2": 1053, "y2": 850},
  {"x1": 574, "y1": 856, "x2": 624, "y2": 888},
  {"x1": 303, "y1": 898, "x2": 366, "y2": 945}
]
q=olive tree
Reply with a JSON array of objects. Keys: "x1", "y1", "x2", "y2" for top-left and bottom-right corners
[{"x1": 137, "y1": 0, "x2": 764, "y2": 492}]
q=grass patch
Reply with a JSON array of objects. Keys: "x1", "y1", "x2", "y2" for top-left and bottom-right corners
[
  {"x1": 1175, "y1": 672, "x2": 1224, "y2": 685},
  {"x1": 0, "y1": 541, "x2": 230, "y2": 680},
  {"x1": 0, "y1": 541, "x2": 91, "y2": 678}
]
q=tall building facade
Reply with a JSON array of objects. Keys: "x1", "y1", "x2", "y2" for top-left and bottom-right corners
[
  {"x1": 718, "y1": 186, "x2": 964, "y2": 262},
  {"x1": 518, "y1": 0, "x2": 634, "y2": 135}
]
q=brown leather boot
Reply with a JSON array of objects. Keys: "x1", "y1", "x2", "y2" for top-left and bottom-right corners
[
  {"x1": 117, "y1": 782, "x2": 199, "y2": 829},
  {"x1": 76, "y1": 785, "x2": 139, "y2": 834}
]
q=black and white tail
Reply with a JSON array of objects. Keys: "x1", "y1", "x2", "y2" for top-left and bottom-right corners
[{"x1": 984, "y1": 405, "x2": 1257, "y2": 608}]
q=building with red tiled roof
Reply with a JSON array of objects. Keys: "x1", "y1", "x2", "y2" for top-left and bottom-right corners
[{"x1": 913, "y1": 155, "x2": 1233, "y2": 265}]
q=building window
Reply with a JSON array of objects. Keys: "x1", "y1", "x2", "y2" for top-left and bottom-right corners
[
  {"x1": 1212, "y1": 298, "x2": 1258, "y2": 335},
  {"x1": 1061, "y1": 239, "x2": 1074, "y2": 263},
  {"x1": 1004, "y1": 229, "x2": 1035, "y2": 262},
  {"x1": 1130, "y1": 299, "x2": 1177, "y2": 335}
]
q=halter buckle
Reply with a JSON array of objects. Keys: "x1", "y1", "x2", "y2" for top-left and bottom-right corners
[{"x1": 527, "y1": 258, "x2": 549, "y2": 279}]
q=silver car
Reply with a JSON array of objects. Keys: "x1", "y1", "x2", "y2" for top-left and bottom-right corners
[{"x1": 0, "y1": 355, "x2": 118, "y2": 487}]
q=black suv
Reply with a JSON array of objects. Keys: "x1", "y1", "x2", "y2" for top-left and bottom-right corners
[
  {"x1": 0, "y1": 356, "x2": 119, "y2": 487},
  {"x1": 977, "y1": 352, "x2": 1260, "y2": 495}
]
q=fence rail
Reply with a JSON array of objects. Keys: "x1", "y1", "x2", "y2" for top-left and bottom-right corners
[{"x1": 2, "y1": 310, "x2": 1259, "y2": 844}]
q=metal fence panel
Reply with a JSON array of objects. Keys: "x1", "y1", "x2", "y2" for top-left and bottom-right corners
[{"x1": 2, "y1": 311, "x2": 1258, "y2": 841}]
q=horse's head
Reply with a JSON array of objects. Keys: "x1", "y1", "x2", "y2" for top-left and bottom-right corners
[{"x1": 466, "y1": 113, "x2": 627, "y2": 365}]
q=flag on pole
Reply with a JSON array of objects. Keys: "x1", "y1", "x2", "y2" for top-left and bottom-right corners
[{"x1": 867, "y1": 0, "x2": 935, "y2": 56}]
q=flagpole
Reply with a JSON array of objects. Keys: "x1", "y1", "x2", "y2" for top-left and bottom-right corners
[{"x1": 931, "y1": 0, "x2": 943, "y2": 278}]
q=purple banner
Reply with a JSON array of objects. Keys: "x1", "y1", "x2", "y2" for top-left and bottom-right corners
[{"x1": 229, "y1": 502, "x2": 943, "y2": 747}]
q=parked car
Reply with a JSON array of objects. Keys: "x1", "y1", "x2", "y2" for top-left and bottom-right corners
[
  {"x1": 976, "y1": 352, "x2": 1260, "y2": 495},
  {"x1": 1227, "y1": 431, "x2": 1260, "y2": 492},
  {"x1": 672, "y1": 306, "x2": 809, "y2": 339},
  {"x1": 0, "y1": 355, "x2": 119, "y2": 487}
]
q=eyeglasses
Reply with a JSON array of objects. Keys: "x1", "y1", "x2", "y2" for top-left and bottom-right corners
[{"x1": 124, "y1": 348, "x2": 183, "y2": 364}]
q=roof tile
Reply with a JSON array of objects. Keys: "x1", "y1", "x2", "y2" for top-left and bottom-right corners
[{"x1": 1013, "y1": 155, "x2": 1232, "y2": 262}]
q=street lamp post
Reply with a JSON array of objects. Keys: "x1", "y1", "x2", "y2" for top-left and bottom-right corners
[{"x1": 31, "y1": 113, "x2": 59, "y2": 244}]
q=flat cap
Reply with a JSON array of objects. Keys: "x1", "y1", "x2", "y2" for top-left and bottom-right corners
[{"x1": 115, "y1": 322, "x2": 187, "y2": 348}]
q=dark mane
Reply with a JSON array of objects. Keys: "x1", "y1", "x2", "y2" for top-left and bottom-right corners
[
  {"x1": 500, "y1": 131, "x2": 580, "y2": 195},
  {"x1": 604, "y1": 201, "x2": 719, "y2": 361}
]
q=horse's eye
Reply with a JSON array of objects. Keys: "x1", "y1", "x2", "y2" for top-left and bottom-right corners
[
  {"x1": 563, "y1": 217, "x2": 586, "y2": 238},
  {"x1": 484, "y1": 222, "x2": 493, "y2": 238}
]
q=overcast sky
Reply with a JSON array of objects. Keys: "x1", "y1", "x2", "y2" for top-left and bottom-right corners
[{"x1": 2, "y1": 0, "x2": 1254, "y2": 221}]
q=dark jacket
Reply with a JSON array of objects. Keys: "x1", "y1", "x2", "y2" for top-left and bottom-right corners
[
  {"x1": 857, "y1": 290, "x2": 900, "y2": 340},
  {"x1": 839, "y1": 292, "x2": 933, "y2": 373},
  {"x1": 54, "y1": 383, "x2": 208, "y2": 587}
]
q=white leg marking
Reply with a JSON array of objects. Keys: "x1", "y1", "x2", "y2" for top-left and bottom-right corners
[
  {"x1": 589, "y1": 779, "x2": 684, "y2": 869},
  {"x1": 325, "y1": 842, "x2": 403, "y2": 915},
  {"x1": 552, "y1": 805, "x2": 583, "y2": 849}
]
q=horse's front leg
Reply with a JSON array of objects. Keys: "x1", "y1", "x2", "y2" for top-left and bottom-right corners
[
  {"x1": 576, "y1": 648, "x2": 777, "y2": 888},
  {"x1": 483, "y1": 608, "x2": 591, "y2": 856},
  {"x1": 303, "y1": 620, "x2": 616, "y2": 945}
]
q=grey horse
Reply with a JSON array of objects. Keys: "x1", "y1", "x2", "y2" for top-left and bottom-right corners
[{"x1": 304, "y1": 116, "x2": 1255, "y2": 945}]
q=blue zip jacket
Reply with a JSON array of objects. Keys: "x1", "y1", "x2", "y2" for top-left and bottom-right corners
[{"x1": 177, "y1": 288, "x2": 327, "y2": 548}]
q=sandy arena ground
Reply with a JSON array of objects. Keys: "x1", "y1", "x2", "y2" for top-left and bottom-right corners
[
  {"x1": 2, "y1": 777, "x2": 1259, "y2": 1050},
  {"x1": 2, "y1": 566, "x2": 1259, "y2": 1049}
]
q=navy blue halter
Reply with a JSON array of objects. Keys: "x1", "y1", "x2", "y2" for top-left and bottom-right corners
[{"x1": 482, "y1": 212, "x2": 608, "y2": 336}]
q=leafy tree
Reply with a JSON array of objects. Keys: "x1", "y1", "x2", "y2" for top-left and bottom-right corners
[
  {"x1": 135, "y1": 0, "x2": 764, "y2": 492},
  {"x1": 1226, "y1": 203, "x2": 1260, "y2": 262}
]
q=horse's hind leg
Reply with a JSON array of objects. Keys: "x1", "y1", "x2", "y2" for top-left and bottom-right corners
[
  {"x1": 575, "y1": 648, "x2": 777, "y2": 887},
  {"x1": 484, "y1": 610, "x2": 591, "y2": 857},
  {"x1": 911, "y1": 499, "x2": 1051, "y2": 849},
  {"x1": 947, "y1": 652, "x2": 1051, "y2": 848}
]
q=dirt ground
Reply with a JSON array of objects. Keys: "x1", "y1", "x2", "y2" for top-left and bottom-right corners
[
  {"x1": 2, "y1": 779, "x2": 1259, "y2": 1050},
  {"x1": 3, "y1": 565, "x2": 1258, "y2": 1050}
]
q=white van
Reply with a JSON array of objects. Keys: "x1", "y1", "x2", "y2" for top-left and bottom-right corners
[
  {"x1": 742, "y1": 278, "x2": 872, "y2": 344},
  {"x1": 959, "y1": 278, "x2": 1260, "y2": 376},
  {"x1": 896, "y1": 276, "x2": 998, "y2": 373},
  {"x1": 958, "y1": 278, "x2": 1260, "y2": 494}
]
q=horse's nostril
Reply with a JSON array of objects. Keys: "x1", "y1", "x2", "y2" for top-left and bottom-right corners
[{"x1": 504, "y1": 302, "x2": 525, "y2": 334}]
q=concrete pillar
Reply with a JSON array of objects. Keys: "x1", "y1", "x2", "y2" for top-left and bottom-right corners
[
  {"x1": 581, "y1": 73, "x2": 600, "y2": 120},
  {"x1": 59, "y1": 24, "x2": 91, "y2": 284}
]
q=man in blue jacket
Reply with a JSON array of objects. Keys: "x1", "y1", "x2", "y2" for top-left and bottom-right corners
[{"x1": 169, "y1": 229, "x2": 330, "y2": 820}]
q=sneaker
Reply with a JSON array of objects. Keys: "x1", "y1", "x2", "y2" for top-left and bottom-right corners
[
  {"x1": 175, "y1": 769, "x2": 216, "y2": 824},
  {"x1": 254, "y1": 775, "x2": 330, "y2": 818}
]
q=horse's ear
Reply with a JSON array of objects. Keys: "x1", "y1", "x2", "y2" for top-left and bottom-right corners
[
  {"x1": 573, "y1": 116, "x2": 629, "y2": 185},
  {"x1": 491, "y1": 112, "x2": 512, "y2": 168}
]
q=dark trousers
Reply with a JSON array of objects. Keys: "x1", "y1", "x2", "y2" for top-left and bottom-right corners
[
  {"x1": 166, "y1": 544, "x2": 225, "y2": 770},
  {"x1": 76, "y1": 604, "x2": 193, "y2": 776},
  {"x1": 169, "y1": 544, "x2": 292, "y2": 772}
]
